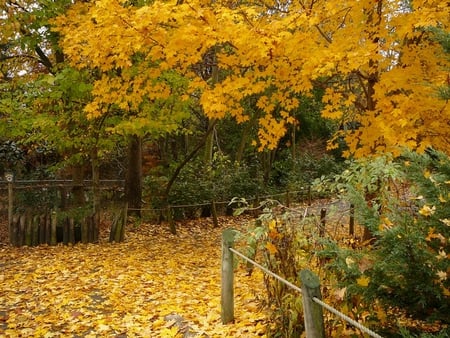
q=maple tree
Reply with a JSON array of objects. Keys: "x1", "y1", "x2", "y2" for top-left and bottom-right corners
[
  {"x1": 0, "y1": 0, "x2": 107, "y2": 174},
  {"x1": 54, "y1": 0, "x2": 449, "y2": 158}
]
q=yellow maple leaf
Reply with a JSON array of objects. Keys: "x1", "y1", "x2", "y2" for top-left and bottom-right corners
[
  {"x1": 440, "y1": 218, "x2": 450, "y2": 227},
  {"x1": 356, "y1": 276, "x2": 370, "y2": 287},
  {"x1": 265, "y1": 242, "x2": 278, "y2": 255},
  {"x1": 419, "y1": 205, "x2": 436, "y2": 217},
  {"x1": 160, "y1": 326, "x2": 180, "y2": 338}
]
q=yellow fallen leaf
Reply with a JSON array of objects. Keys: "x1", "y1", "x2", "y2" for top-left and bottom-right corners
[
  {"x1": 356, "y1": 276, "x2": 370, "y2": 287},
  {"x1": 160, "y1": 326, "x2": 179, "y2": 338},
  {"x1": 419, "y1": 205, "x2": 436, "y2": 217}
]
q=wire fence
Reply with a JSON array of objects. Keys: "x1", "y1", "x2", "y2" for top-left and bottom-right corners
[
  {"x1": 127, "y1": 188, "x2": 314, "y2": 212},
  {"x1": 222, "y1": 230, "x2": 384, "y2": 338}
]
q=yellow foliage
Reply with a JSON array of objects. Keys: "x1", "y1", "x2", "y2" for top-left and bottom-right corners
[{"x1": 53, "y1": 0, "x2": 450, "y2": 155}]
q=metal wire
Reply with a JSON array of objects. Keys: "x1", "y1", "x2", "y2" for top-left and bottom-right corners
[
  {"x1": 229, "y1": 247, "x2": 303, "y2": 294},
  {"x1": 229, "y1": 247, "x2": 383, "y2": 338},
  {"x1": 312, "y1": 297, "x2": 384, "y2": 338}
]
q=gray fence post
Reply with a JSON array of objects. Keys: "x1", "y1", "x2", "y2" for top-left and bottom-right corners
[
  {"x1": 50, "y1": 210, "x2": 57, "y2": 246},
  {"x1": 300, "y1": 269, "x2": 325, "y2": 338},
  {"x1": 221, "y1": 228, "x2": 235, "y2": 324},
  {"x1": 6, "y1": 173, "x2": 14, "y2": 245}
]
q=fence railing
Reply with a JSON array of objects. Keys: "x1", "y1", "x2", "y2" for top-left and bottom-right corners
[
  {"x1": 1, "y1": 179, "x2": 126, "y2": 246},
  {"x1": 221, "y1": 228, "x2": 383, "y2": 338}
]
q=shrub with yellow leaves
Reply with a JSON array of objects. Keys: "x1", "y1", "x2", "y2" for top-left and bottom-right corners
[{"x1": 238, "y1": 203, "x2": 313, "y2": 337}]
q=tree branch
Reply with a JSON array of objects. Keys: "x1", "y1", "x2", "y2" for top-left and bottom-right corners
[{"x1": 162, "y1": 118, "x2": 218, "y2": 204}]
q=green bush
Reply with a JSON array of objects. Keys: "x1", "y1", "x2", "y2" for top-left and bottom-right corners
[
  {"x1": 319, "y1": 150, "x2": 450, "y2": 327},
  {"x1": 363, "y1": 150, "x2": 450, "y2": 321},
  {"x1": 144, "y1": 151, "x2": 264, "y2": 218},
  {"x1": 272, "y1": 147, "x2": 343, "y2": 194}
]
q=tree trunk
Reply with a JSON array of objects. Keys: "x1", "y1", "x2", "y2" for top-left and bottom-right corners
[
  {"x1": 235, "y1": 122, "x2": 251, "y2": 163},
  {"x1": 91, "y1": 148, "x2": 101, "y2": 242},
  {"x1": 163, "y1": 120, "x2": 218, "y2": 206},
  {"x1": 126, "y1": 135, "x2": 143, "y2": 217},
  {"x1": 261, "y1": 149, "x2": 277, "y2": 186}
]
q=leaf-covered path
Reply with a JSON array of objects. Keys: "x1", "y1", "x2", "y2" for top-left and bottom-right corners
[{"x1": 0, "y1": 219, "x2": 267, "y2": 337}]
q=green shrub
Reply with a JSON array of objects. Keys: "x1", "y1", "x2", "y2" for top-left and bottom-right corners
[
  {"x1": 144, "y1": 151, "x2": 264, "y2": 218},
  {"x1": 319, "y1": 150, "x2": 450, "y2": 327},
  {"x1": 272, "y1": 147, "x2": 343, "y2": 195}
]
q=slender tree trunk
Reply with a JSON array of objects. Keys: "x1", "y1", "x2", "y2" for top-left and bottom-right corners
[
  {"x1": 126, "y1": 135, "x2": 143, "y2": 217},
  {"x1": 204, "y1": 49, "x2": 219, "y2": 165},
  {"x1": 204, "y1": 119, "x2": 215, "y2": 164},
  {"x1": 359, "y1": 1, "x2": 382, "y2": 242},
  {"x1": 163, "y1": 120, "x2": 218, "y2": 206},
  {"x1": 261, "y1": 149, "x2": 277, "y2": 186},
  {"x1": 235, "y1": 122, "x2": 251, "y2": 163},
  {"x1": 91, "y1": 148, "x2": 101, "y2": 242}
]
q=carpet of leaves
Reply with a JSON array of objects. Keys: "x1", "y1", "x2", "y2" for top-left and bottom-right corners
[{"x1": 0, "y1": 217, "x2": 267, "y2": 337}]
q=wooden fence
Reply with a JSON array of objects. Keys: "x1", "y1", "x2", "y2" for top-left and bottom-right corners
[
  {"x1": 1, "y1": 179, "x2": 126, "y2": 246},
  {"x1": 9, "y1": 210, "x2": 98, "y2": 246}
]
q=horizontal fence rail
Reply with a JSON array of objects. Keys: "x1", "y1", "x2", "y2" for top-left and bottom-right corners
[{"x1": 221, "y1": 229, "x2": 383, "y2": 338}]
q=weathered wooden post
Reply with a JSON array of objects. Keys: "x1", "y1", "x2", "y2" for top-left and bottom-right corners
[
  {"x1": 349, "y1": 204, "x2": 355, "y2": 236},
  {"x1": 285, "y1": 190, "x2": 291, "y2": 207},
  {"x1": 300, "y1": 269, "x2": 325, "y2": 338},
  {"x1": 50, "y1": 210, "x2": 57, "y2": 246},
  {"x1": 18, "y1": 214, "x2": 26, "y2": 246},
  {"x1": 32, "y1": 215, "x2": 39, "y2": 246},
  {"x1": 25, "y1": 213, "x2": 32, "y2": 246},
  {"x1": 5, "y1": 172, "x2": 14, "y2": 245},
  {"x1": 319, "y1": 208, "x2": 327, "y2": 237},
  {"x1": 221, "y1": 228, "x2": 235, "y2": 324},
  {"x1": 308, "y1": 185, "x2": 312, "y2": 206},
  {"x1": 211, "y1": 201, "x2": 219, "y2": 228}
]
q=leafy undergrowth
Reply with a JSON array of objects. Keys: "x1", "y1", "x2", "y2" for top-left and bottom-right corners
[{"x1": 0, "y1": 217, "x2": 268, "y2": 337}]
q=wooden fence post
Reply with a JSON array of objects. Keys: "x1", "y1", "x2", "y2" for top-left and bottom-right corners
[
  {"x1": 211, "y1": 201, "x2": 219, "y2": 228},
  {"x1": 25, "y1": 213, "x2": 32, "y2": 246},
  {"x1": 50, "y1": 210, "x2": 57, "y2": 246},
  {"x1": 32, "y1": 215, "x2": 39, "y2": 246},
  {"x1": 308, "y1": 185, "x2": 312, "y2": 206},
  {"x1": 221, "y1": 228, "x2": 235, "y2": 324},
  {"x1": 6, "y1": 173, "x2": 14, "y2": 245},
  {"x1": 319, "y1": 208, "x2": 326, "y2": 237},
  {"x1": 18, "y1": 214, "x2": 25, "y2": 246},
  {"x1": 300, "y1": 269, "x2": 325, "y2": 338},
  {"x1": 349, "y1": 204, "x2": 355, "y2": 236}
]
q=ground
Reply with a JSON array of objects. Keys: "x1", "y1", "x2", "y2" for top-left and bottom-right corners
[{"x1": 0, "y1": 216, "x2": 268, "y2": 337}]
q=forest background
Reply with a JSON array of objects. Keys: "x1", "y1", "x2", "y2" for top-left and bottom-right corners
[{"x1": 0, "y1": 0, "x2": 449, "y2": 336}]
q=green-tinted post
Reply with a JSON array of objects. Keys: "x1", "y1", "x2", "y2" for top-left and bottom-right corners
[
  {"x1": 300, "y1": 269, "x2": 325, "y2": 338},
  {"x1": 221, "y1": 228, "x2": 235, "y2": 324}
]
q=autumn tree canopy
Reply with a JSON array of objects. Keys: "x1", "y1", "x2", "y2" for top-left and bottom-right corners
[{"x1": 54, "y1": 0, "x2": 449, "y2": 157}]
